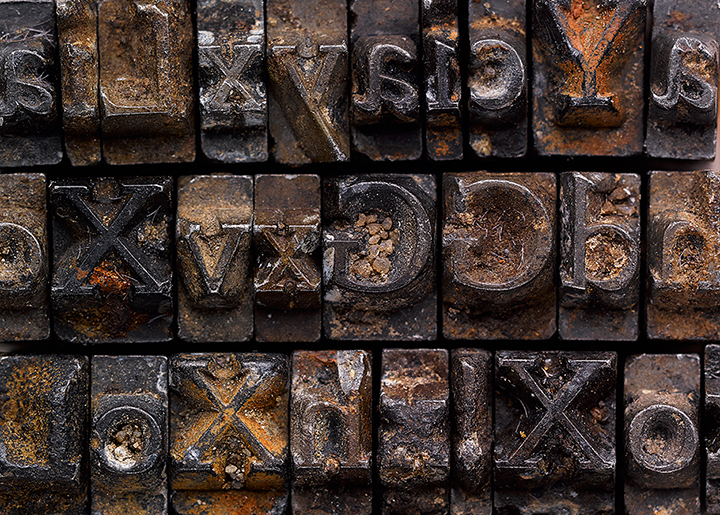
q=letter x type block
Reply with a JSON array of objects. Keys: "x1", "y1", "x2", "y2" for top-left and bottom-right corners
[
  {"x1": 494, "y1": 351, "x2": 617, "y2": 515},
  {"x1": 291, "y1": 350, "x2": 373, "y2": 515},
  {"x1": 0, "y1": 0, "x2": 63, "y2": 166},
  {"x1": 170, "y1": 353, "x2": 289, "y2": 515},
  {"x1": 706, "y1": 345, "x2": 720, "y2": 513},
  {"x1": 533, "y1": 0, "x2": 646, "y2": 156},
  {"x1": 51, "y1": 177, "x2": 173, "y2": 343},
  {"x1": 0, "y1": 355, "x2": 88, "y2": 514}
]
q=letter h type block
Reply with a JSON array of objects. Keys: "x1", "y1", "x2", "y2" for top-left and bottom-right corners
[
  {"x1": 51, "y1": 177, "x2": 173, "y2": 343},
  {"x1": 0, "y1": 355, "x2": 88, "y2": 514},
  {"x1": 323, "y1": 175, "x2": 437, "y2": 340},
  {"x1": 559, "y1": 172, "x2": 641, "y2": 340},
  {"x1": 379, "y1": 349, "x2": 450, "y2": 515},
  {"x1": 176, "y1": 175, "x2": 253, "y2": 343},
  {"x1": 291, "y1": 350, "x2": 373, "y2": 515},
  {"x1": 494, "y1": 351, "x2": 617, "y2": 515},
  {"x1": 169, "y1": 353, "x2": 289, "y2": 515},
  {"x1": 624, "y1": 354, "x2": 701, "y2": 515},
  {"x1": 707, "y1": 345, "x2": 720, "y2": 513},
  {"x1": 91, "y1": 356, "x2": 168, "y2": 515}
]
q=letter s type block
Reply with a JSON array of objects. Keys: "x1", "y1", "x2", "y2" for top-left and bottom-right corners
[
  {"x1": 532, "y1": 0, "x2": 646, "y2": 156},
  {"x1": 323, "y1": 175, "x2": 437, "y2": 341}
]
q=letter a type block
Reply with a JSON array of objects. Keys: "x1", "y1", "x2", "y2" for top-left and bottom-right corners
[
  {"x1": 647, "y1": 171, "x2": 720, "y2": 339},
  {"x1": 51, "y1": 177, "x2": 173, "y2": 343},
  {"x1": 98, "y1": 0, "x2": 195, "y2": 164},
  {"x1": 706, "y1": 345, "x2": 720, "y2": 513},
  {"x1": 0, "y1": 0, "x2": 63, "y2": 166},
  {"x1": 170, "y1": 353, "x2": 289, "y2": 515},
  {"x1": 624, "y1": 354, "x2": 700, "y2": 515},
  {"x1": 291, "y1": 350, "x2": 372, "y2": 515},
  {"x1": 0, "y1": 355, "x2": 88, "y2": 514},
  {"x1": 533, "y1": 0, "x2": 646, "y2": 156},
  {"x1": 177, "y1": 175, "x2": 253, "y2": 343},
  {"x1": 442, "y1": 172, "x2": 556, "y2": 340},
  {"x1": 267, "y1": 0, "x2": 349, "y2": 164},
  {"x1": 0, "y1": 174, "x2": 49, "y2": 342},
  {"x1": 379, "y1": 349, "x2": 450, "y2": 515},
  {"x1": 323, "y1": 175, "x2": 437, "y2": 340},
  {"x1": 91, "y1": 356, "x2": 168, "y2": 515},
  {"x1": 559, "y1": 172, "x2": 641, "y2": 340},
  {"x1": 494, "y1": 351, "x2": 617, "y2": 515},
  {"x1": 646, "y1": 0, "x2": 719, "y2": 159}
]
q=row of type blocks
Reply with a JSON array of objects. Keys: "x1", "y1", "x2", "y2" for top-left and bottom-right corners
[
  {"x1": 4, "y1": 348, "x2": 720, "y2": 515},
  {"x1": 10, "y1": 169, "x2": 720, "y2": 342},
  {"x1": 0, "y1": 0, "x2": 718, "y2": 166}
]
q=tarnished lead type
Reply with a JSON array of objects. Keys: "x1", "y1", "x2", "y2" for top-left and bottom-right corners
[{"x1": 706, "y1": 345, "x2": 720, "y2": 513}]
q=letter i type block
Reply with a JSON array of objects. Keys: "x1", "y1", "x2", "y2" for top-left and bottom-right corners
[
  {"x1": 91, "y1": 356, "x2": 168, "y2": 515},
  {"x1": 706, "y1": 345, "x2": 720, "y2": 513},
  {"x1": 291, "y1": 351, "x2": 373, "y2": 515}
]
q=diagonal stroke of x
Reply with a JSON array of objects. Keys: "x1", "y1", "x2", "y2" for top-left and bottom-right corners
[
  {"x1": 255, "y1": 227, "x2": 320, "y2": 291},
  {"x1": 203, "y1": 44, "x2": 264, "y2": 110}
]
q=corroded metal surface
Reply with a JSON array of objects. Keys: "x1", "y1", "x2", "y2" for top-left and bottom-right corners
[
  {"x1": 323, "y1": 175, "x2": 437, "y2": 340},
  {"x1": 707, "y1": 345, "x2": 720, "y2": 513},
  {"x1": 559, "y1": 172, "x2": 641, "y2": 341},
  {"x1": 442, "y1": 172, "x2": 556, "y2": 340},
  {"x1": 176, "y1": 175, "x2": 253, "y2": 343}
]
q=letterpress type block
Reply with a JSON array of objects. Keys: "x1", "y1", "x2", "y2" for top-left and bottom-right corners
[
  {"x1": 323, "y1": 175, "x2": 437, "y2": 340},
  {"x1": 91, "y1": 356, "x2": 168, "y2": 515},
  {"x1": 177, "y1": 175, "x2": 253, "y2": 343},
  {"x1": 0, "y1": 174, "x2": 48, "y2": 341},
  {"x1": 495, "y1": 351, "x2": 616, "y2": 514},
  {"x1": 451, "y1": 349, "x2": 491, "y2": 515},
  {"x1": 379, "y1": 349, "x2": 449, "y2": 515},
  {"x1": 170, "y1": 353, "x2": 289, "y2": 515},
  {"x1": 559, "y1": 172, "x2": 640, "y2": 340},
  {"x1": 624, "y1": 354, "x2": 700, "y2": 515},
  {"x1": 351, "y1": 0, "x2": 422, "y2": 161},
  {"x1": 468, "y1": 0, "x2": 527, "y2": 158},
  {"x1": 57, "y1": 0, "x2": 100, "y2": 166},
  {"x1": 706, "y1": 345, "x2": 720, "y2": 513},
  {"x1": 51, "y1": 177, "x2": 173, "y2": 343},
  {"x1": 647, "y1": 171, "x2": 720, "y2": 339},
  {"x1": 0, "y1": 355, "x2": 88, "y2": 514},
  {"x1": 198, "y1": 0, "x2": 267, "y2": 162},
  {"x1": 646, "y1": 0, "x2": 719, "y2": 159},
  {"x1": 442, "y1": 172, "x2": 556, "y2": 340},
  {"x1": 423, "y1": 0, "x2": 462, "y2": 160},
  {"x1": 0, "y1": 0, "x2": 62, "y2": 166},
  {"x1": 255, "y1": 175, "x2": 320, "y2": 342},
  {"x1": 98, "y1": 0, "x2": 194, "y2": 164},
  {"x1": 533, "y1": 0, "x2": 646, "y2": 156},
  {"x1": 291, "y1": 350, "x2": 372, "y2": 515},
  {"x1": 267, "y1": 0, "x2": 349, "y2": 164}
]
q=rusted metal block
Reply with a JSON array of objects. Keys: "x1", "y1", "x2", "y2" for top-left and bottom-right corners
[
  {"x1": 51, "y1": 177, "x2": 173, "y2": 343},
  {"x1": 468, "y1": 0, "x2": 527, "y2": 158},
  {"x1": 91, "y1": 356, "x2": 168, "y2": 515},
  {"x1": 0, "y1": 174, "x2": 49, "y2": 341},
  {"x1": 291, "y1": 350, "x2": 372, "y2": 515},
  {"x1": 0, "y1": 0, "x2": 63, "y2": 166},
  {"x1": 0, "y1": 355, "x2": 88, "y2": 514},
  {"x1": 323, "y1": 175, "x2": 437, "y2": 341},
  {"x1": 647, "y1": 171, "x2": 720, "y2": 339},
  {"x1": 169, "y1": 353, "x2": 289, "y2": 515},
  {"x1": 57, "y1": 0, "x2": 100, "y2": 166},
  {"x1": 442, "y1": 172, "x2": 556, "y2": 340},
  {"x1": 267, "y1": 0, "x2": 348, "y2": 164},
  {"x1": 198, "y1": 0, "x2": 267, "y2": 163},
  {"x1": 624, "y1": 354, "x2": 700, "y2": 515},
  {"x1": 177, "y1": 175, "x2": 253, "y2": 343},
  {"x1": 98, "y1": 0, "x2": 195, "y2": 164},
  {"x1": 451, "y1": 349, "x2": 491, "y2": 515},
  {"x1": 379, "y1": 349, "x2": 449, "y2": 515},
  {"x1": 255, "y1": 175, "x2": 320, "y2": 342},
  {"x1": 646, "y1": 0, "x2": 719, "y2": 159},
  {"x1": 532, "y1": 0, "x2": 646, "y2": 156},
  {"x1": 706, "y1": 345, "x2": 720, "y2": 513},
  {"x1": 423, "y1": 0, "x2": 462, "y2": 161},
  {"x1": 494, "y1": 351, "x2": 617, "y2": 514},
  {"x1": 351, "y1": 0, "x2": 422, "y2": 161},
  {"x1": 559, "y1": 172, "x2": 640, "y2": 340}
]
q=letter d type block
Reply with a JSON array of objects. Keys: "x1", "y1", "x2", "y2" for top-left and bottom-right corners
[{"x1": 706, "y1": 345, "x2": 720, "y2": 513}]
